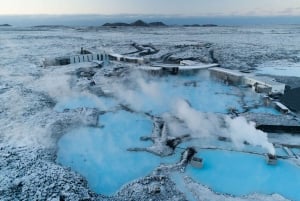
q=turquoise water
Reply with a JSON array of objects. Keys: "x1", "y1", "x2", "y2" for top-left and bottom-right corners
[
  {"x1": 249, "y1": 107, "x2": 281, "y2": 115},
  {"x1": 186, "y1": 150, "x2": 300, "y2": 201},
  {"x1": 57, "y1": 110, "x2": 178, "y2": 195},
  {"x1": 55, "y1": 74, "x2": 290, "y2": 197},
  {"x1": 292, "y1": 148, "x2": 300, "y2": 156},
  {"x1": 54, "y1": 73, "x2": 278, "y2": 116},
  {"x1": 120, "y1": 74, "x2": 244, "y2": 115},
  {"x1": 275, "y1": 147, "x2": 289, "y2": 157}
]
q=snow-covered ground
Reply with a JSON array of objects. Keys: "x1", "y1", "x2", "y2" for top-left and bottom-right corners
[{"x1": 1, "y1": 25, "x2": 300, "y2": 201}]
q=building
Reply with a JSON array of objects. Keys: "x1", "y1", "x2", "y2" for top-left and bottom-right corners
[
  {"x1": 151, "y1": 64, "x2": 179, "y2": 74},
  {"x1": 190, "y1": 157, "x2": 203, "y2": 168},
  {"x1": 280, "y1": 87, "x2": 300, "y2": 113},
  {"x1": 108, "y1": 53, "x2": 145, "y2": 64},
  {"x1": 274, "y1": 102, "x2": 290, "y2": 114},
  {"x1": 209, "y1": 67, "x2": 286, "y2": 95},
  {"x1": 43, "y1": 49, "x2": 108, "y2": 67},
  {"x1": 69, "y1": 53, "x2": 107, "y2": 64},
  {"x1": 265, "y1": 153, "x2": 277, "y2": 165},
  {"x1": 243, "y1": 76, "x2": 285, "y2": 95},
  {"x1": 137, "y1": 66, "x2": 162, "y2": 75},
  {"x1": 210, "y1": 67, "x2": 243, "y2": 84}
]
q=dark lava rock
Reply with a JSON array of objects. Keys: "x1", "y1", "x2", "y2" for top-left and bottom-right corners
[
  {"x1": 0, "y1": 24, "x2": 11, "y2": 27},
  {"x1": 201, "y1": 24, "x2": 218, "y2": 27},
  {"x1": 130, "y1": 20, "x2": 149, "y2": 27},
  {"x1": 116, "y1": 176, "x2": 186, "y2": 201},
  {"x1": 148, "y1": 22, "x2": 167, "y2": 27},
  {"x1": 76, "y1": 68, "x2": 96, "y2": 78},
  {"x1": 103, "y1": 20, "x2": 167, "y2": 27},
  {"x1": 183, "y1": 24, "x2": 218, "y2": 27},
  {"x1": 184, "y1": 24, "x2": 201, "y2": 27},
  {"x1": 102, "y1": 22, "x2": 129, "y2": 27}
]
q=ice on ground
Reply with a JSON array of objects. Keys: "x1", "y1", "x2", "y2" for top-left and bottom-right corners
[
  {"x1": 171, "y1": 173, "x2": 197, "y2": 201},
  {"x1": 186, "y1": 150, "x2": 300, "y2": 201},
  {"x1": 54, "y1": 95, "x2": 117, "y2": 112},
  {"x1": 257, "y1": 60, "x2": 300, "y2": 77}
]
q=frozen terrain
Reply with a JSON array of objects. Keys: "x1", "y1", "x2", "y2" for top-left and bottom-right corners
[{"x1": 1, "y1": 25, "x2": 300, "y2": 201}]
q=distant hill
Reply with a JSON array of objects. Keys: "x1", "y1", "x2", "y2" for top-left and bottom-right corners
[
  {"x1": 130, "y1": 20, "x2": 148, "y2": 26},
  {"x1": 184, "y1": 24, "x2": 218, "y2": 27},
  {"x1": 148, "y1": 22, "x2": 166, "y2": 26},
  {"x1": 32, "y1": 25, "x2": 71, "y2": 29},
  {"x1": 103, "y1": 20, "x2": 167, "y2": 27},
  {"x1": 202, "y1": 24, "x2": 218, "y2": 27},
  {"x1": 0, "y1": 24, "x2": 11, "y2": 27},
  {"x1": 102, "y1": 22, "x2": 129, "y2": 27}
]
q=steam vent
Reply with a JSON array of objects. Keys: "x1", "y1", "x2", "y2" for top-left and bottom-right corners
[
  {"x1": 190, "y1": 157, "x2": 204, "y2": 168},
  {"x1": 266, "y1": 153, "x2": 277, "y2": 165}
]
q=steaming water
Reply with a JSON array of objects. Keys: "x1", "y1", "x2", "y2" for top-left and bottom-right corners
[
  {"x1": 110, "y1": 73, "x2": 244, "y2": 115},
  {"x1": 149, "y1": 74, "x2": 242, "y2": 114},
  {"x1": 186, "y1": 150, "x2": 300, "y2": 201},
  {"x1": 54, "y1": 73, "x2": 278, "y2": 115},
  {"x1": 112, "y1": 73, "x2": 280, "y2": 115},
  {"x1": 55, "y1": 73, "x2": 281, "y2": 195},
  {"x1": 57, "y1": 110, "x2": 178, "y2": 195}
]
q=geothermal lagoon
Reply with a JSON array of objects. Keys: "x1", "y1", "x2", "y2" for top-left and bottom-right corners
[
  {"x1": 2, "y1": 25, "x2": 300, "y2": 201},
  {"x1": 187, "y1": 150, "x2": 300, "y2": 201},
  {"x1": 56, "y1": 71, "x2": 297, "y2": 198}
]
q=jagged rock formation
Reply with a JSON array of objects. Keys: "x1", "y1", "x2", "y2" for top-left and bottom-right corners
[
  {"x1": 103, "y1": 20, "x2": 167, "y2": 27},
  {"x1": 125, "y1": 42, "x2": 160, "y2": 56},
  {"x1": 128, "y1": 117, "x2": 190, "y2": 156},
  {"x1": 184, "y1": 24, "x2": 218, "y2": 27},
  {"x1": 0, "y1": 24, "x2": 11, "y2": 27}
]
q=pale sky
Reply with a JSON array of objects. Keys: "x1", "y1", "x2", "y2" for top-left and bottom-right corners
[{"x1": 1, "y1": 0, "x2": 300, "y2": 16}]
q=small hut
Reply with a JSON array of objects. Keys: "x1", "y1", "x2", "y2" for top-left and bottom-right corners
[
  {"x1": 190, "y1": 157, "x2": 204, "y2": 168},
  {"x1": 265, "y1": 153, "x2": 277, "y2": 165}
]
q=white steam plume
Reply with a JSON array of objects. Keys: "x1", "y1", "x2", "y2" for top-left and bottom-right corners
[
  {"x1": 173, "y1": 99, "x2": 221, "y2": 137},
  {"x1": 110, "y1": 75, "x2": 163, "y2": 111},
  {"x1": 173, "y1": 99, "x2": 275, "y2": 154},
  {"x1": 225, "y1": 116, "x2": 275, "y2": 155}
]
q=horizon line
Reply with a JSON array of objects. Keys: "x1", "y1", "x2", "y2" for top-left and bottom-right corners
[{"x1": 1, "y1": 13, "x2": 300, "y2": 18}]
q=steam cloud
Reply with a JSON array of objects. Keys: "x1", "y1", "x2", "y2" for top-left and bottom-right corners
[
  {"x1": 111, "y1": 73, "x2": 164, "y2": 111},
  {"x1": 111, "y1": 73, "x2": 275, "y2": 155},
  {"x1": 173, "y1": 99, "x2": 275, "y2": 154}
]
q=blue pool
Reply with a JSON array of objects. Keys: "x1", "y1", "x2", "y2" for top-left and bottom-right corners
[
  {"x1": 186, "y1": 150, "x2": 300, "y2": 201},
  {"x1": 112, "y1": 73, "x2": 258, "y2": 115},
  {"x1": 54, "y1": 73, "x2": 277, "y2": 116},
  {"x1": 57, "y1": 110, "x2": 178, "y2": 195},
  {"x1": 55, "y1": 73, "x2": 291, "y2": 198}
]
